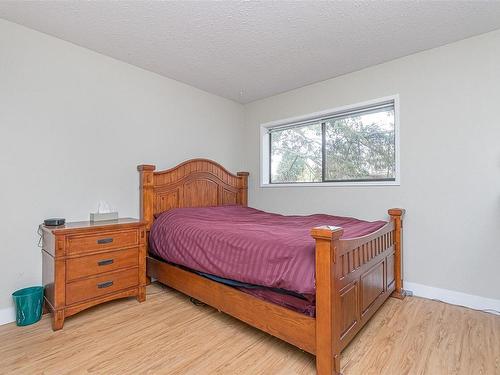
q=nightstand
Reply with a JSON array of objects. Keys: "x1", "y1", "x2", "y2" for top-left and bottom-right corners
[{"x1": 40, "y1": 218, "x2": 147, "y2": 330}]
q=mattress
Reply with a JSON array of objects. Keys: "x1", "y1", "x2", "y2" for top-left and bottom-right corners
[{"x1": 149, "y1": 205, "x2": 387, "y2": 316}]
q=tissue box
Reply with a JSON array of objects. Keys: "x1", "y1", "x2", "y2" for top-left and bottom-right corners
[{"x1": 90, "y1": 212, "x2": 119, "y2": 222}]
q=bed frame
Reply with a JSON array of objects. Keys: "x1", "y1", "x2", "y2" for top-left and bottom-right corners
[{"x1": 138, "y1": 159, "x2": 405, "y2": 375}]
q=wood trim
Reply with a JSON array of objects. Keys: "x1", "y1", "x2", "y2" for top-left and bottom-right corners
[
  {"x1": 137, "y1": 165, "x2": 155, "y2": 231},
  {"x1": 138, "y1": 227, "x2": 147, "y2": 302},
  {"x1": 42, "y1": 218, "x2": 145, "y2": 236},
  {"x1": 64, "y1": 287, "x2": 139, "y2": 317},
  {"x1": 311, "y1": 226, "x2": 343, "y2": 374},
  {"x1": 388, "y1": 208, "x2": 405, "y2": 299},
  {"x1": 237, "y1": 171, "x2": 249, "y2": 206}
]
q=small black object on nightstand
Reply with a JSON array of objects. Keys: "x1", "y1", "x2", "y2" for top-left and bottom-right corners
[{"x1": 43, "y1": 218, "x2": 65, "y2": 226}]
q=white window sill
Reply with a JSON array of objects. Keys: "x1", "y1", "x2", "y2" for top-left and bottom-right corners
[{"x1": 260, "y1": 181, "x2": 400, "y2": 188}]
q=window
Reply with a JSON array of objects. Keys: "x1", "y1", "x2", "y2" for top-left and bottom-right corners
[{"x1": 261, "y1": 97, "x2": 399, "y2": 186}]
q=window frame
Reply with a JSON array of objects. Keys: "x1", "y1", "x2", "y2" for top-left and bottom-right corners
[{"x1": 260, "y1": 95, "x2": 400, "y2": 187}]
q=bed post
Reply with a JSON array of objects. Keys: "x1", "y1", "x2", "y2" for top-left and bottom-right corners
[
  {"x1": 137, "y1": 165, "x2": 156, "y2": 231},
  {"x1": 311, "y1": 226, "x2": 344, "y2": 375},
  {"x1": 237, "y1": 172, "x2": 249, "y2": 207},
  {"x1": 388, "y1": 208, "x2": 406, "y2": 299}
]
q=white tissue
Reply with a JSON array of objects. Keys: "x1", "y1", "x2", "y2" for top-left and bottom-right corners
[{"x1": 97, "y1": 200, "x2": 111, "y2": 214}]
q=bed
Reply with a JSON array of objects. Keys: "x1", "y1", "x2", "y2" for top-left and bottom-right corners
[{"x1": 138, "y1": 159, "x2": 405, "y2": 375}]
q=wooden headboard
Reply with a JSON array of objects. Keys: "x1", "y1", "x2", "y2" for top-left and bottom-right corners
[{"x1": 137, "y1": 159, "x2": 249, "y2": 230}]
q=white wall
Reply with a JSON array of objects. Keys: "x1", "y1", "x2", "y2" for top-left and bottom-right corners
[
  {"x1": 0, "y1": 19, "x2": 244, "y2": 319},
  {"x1": 244, "y1": 30, "x2": 500, "y2": 302}
]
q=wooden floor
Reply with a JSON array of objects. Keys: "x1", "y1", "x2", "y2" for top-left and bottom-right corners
[{"x1": 1, "y1": 283, "x2": 499, "y2": 375}]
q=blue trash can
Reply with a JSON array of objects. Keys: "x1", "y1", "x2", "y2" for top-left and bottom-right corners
[{"x1": 12, "y1": 286, "x2": 44, "y2": 326}]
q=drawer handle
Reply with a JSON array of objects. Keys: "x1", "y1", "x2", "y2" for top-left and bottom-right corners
[
  {"x1": 97, "y1": 238, "x2": 113, "y2": 245},
  {"x1": 97, "y1": 259, "x2": 114, "y2": 266},
  {"x1": 97, "y1": 281, "x2": 114, "y2": 289}
]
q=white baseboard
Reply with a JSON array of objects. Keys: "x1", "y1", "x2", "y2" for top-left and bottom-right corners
[
  {"x1": 405, "y1": 281, "x2": 500, "y2": 315},
  {"x1": 0, "y1": 306, "x2": 16, "y2": 326}
]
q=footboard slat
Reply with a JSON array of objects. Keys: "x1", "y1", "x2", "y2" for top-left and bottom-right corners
[{"x1": 338, "y1": 222, "x2": 394, "y2": 282}]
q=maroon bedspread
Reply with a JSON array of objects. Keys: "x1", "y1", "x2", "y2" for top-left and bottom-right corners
[{"x1": 149, "y1": 206, "x2": 386, "y2": 296}]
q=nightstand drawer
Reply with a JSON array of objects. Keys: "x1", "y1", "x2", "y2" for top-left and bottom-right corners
[
  {"x1": 67, "y1": 229, "x2": 139, "y2": 255},
  {"x1": 66, "y1": 248, "x2": 139, "y2": 281},
  {"x1": 66, "y1": 268, "x2": 138, "y2": 305}
]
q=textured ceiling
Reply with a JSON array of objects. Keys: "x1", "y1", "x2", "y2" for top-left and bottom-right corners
[{"x1": 1, "y1": 1, "x2": 500, "y2": 103}]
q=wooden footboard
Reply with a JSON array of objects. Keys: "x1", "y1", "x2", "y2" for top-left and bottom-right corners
[{"x1": 312, "y1": 208, "x2": 405, "y2": 374}]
